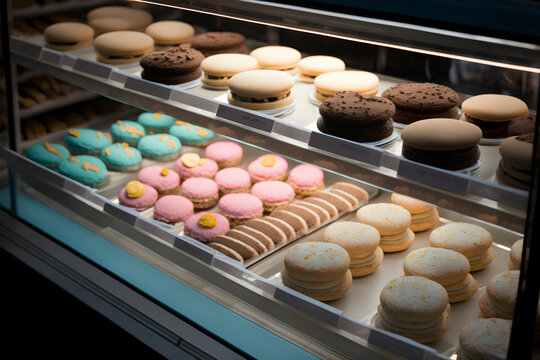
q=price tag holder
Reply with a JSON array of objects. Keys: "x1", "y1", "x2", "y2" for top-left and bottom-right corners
[
  {"x1": 170, "y1": 89, "x2": 219, "y2": 114},
  {"x1": 173, "y1": 235, "x2": 214, "y2": 264},
  {"x1": 211, "y1": 255, "x2": 244, "y2": 277},
  {"x1": 308, "y1": 132, "x2": 382, "y2": 167},
  {"x1": 103, "y1": 201, "x2": 138, "y2": 226},
  {"x1": 397, "y1": 158, "x2": 469, "y2": 194},
  {"x1": 10, "y1": 37, "x2": 42, "y2": 58},
  {"x1": 368, "y1": 327, "x2": 427, "y2": 360},
  {"x1": 468, "y1": 178, "x2": 528, "y2": 211},
  {"x1": 337, "y1": 315, "x2": 371, "y2": 341},
  {"x1": 39, "y1": 48, "x2": 62, "y2": 65},
  {"x1": 6, "y1": 150, "x2": 66, "y2": 188},
  {"x1": 216, "y1": 104, "x2": 275, "y2": 133},
  {"x1": 60, "y1": 53, "x2": 77, "y2": 67},
  {"x1": 73, "y1": 58, "x2": 112, "y2": 79},
  {"x1": 124, "y1": 76, "x2": 171, "y2": 100},
  {"x1": 62, "y1": 178, "x2": 91, "y2": 198},
  {"x1": 134, "y1": 217, "x2": 176, "y2": 245},
  {"x1": 110, "y1": 70, "x2": 128, "y2": 84},
  {"x1": 271, "y1": 120, "x2": 311, "y2": 143},
  {"x1": 381, "y1": 152, "x2": 401, "y2": 171}
]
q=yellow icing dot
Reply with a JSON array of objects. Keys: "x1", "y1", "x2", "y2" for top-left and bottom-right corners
[
  {"x1": 153, "y1": 113, "x2": 162, "y2": 118},
  {"x1": 181, "y1": 153, "x2": 200, "y2": 168},
  {"x1": 160, "y1": 168, "x2": 168, "y2": 176},
  {"x1": 126, "y1": 181, "x2": 145, "y2": 198},
  {"x1": 44, "y1": 142, "x2": 63, "y2": 157},
  {"x1": 116, "y1": 120, "x2": 122, "y2": 125},
  {"x1": 198, "y1": 214, "x2": 217, "y2": 228},
  {"x1": 262, "y1": 155, "x2": 276, "y2": 167},
  {"x1": 122, "y1": 142, "x2": 129, "y2": 148},
  {"x1": 68, "y1": 129, "x2": 80, "y2": 138}
]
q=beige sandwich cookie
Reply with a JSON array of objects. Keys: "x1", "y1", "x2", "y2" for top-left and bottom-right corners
[
  {"x1": 282, "y1": 242, "x2": 352, "y2": 301},
  {"x1": 390, "y1": 193, "x2": 440, "y2": 232},
  {"x1": 375, "y1": 276, "x2": 450, "y2": 343},
  {"x1": 323, "y1": 222, "x2": 383, "y2": 277},
  {"x1": 270, "y1": 209, "x2": 309, "y2": 237},
  {"x1": 87, "y1": 6, "x2": 153, "y2": 35},
  {"x1": 263, "y1": 216, "x2": 296, "y2": 242},
  {"x1": 283, "y1": 203, "x2": 321, "y2": 229},
  {"x1": 479, "y1": 270, "x2": 519, "y2": 319},
  {"x1": 302, "y1": 197, "x2": 339, "y2": 219},
  {"x1": 94, "y1": 31, "x2": 154, "y2": 64},
  {"x1": 309, "y1": 191, "x2": 352, "y2": 214},
  {"x1": 232, "y1": 225, "x2": 275, "y2": 251},
  {"x1": 145, "y1": 21, "x2": 194, "y2": 49},
  {"x1": 243, "y1": 218, "x2": 287, "y2": 245},
  {"x1": 356, "y1": 203, "x2": 415, "y2": 252},
  {"x1": 249, "y1": 46, "x2": 301, "y2": 74},
  {"x1": 201, "y1": 54, "x2": 259, "y2": 88},
  {"x1": 497, "y1": 134, "x2": 533, "y2": 190},
  {"x1": 458, "y1": 318, "x2": 512, "y2": 360},
  {"x1": 44, "y1": 22, "x2": 94, "y2": 51},
  {"x1": 228, "y1": 70, "x2": 294, "y2": 111},
  {"x1": 429, "y1": 222, "x2": 493, "y2": 271},
  {"x1": 330, "y1": 182, "x2": 369, "y2": 203},
  {"x1": 509, "y1": 238, "x2": 523, "y2": 270},
  {"x1": 329, "y1": 188, "x2": 359, "y2": 208},
  {"x1": 296, "y1": 201, "x2": 331, "y2": 223},
  {"x1": 213, "y1": 235, "x2": 258, "y2": 261},
  {"x1": 313, "y1": 70, "x2": 379, "y2": 102},
  {"x1": 207, "y1": 242, "x2": 243, "y2": 263},
  {"x1": 226, "y1": 228, "x2": 267, "y2": 255},
  {"x1": 404, "y1": 247, "x2": 477, "y2": 303},
  {"x1": 297, "y1": 55, "x2": 345, "y2": 83}
]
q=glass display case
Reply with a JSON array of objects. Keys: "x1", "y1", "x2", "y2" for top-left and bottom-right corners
[{"x1": 1, "y1": 1, "x2": 539, "y2": 359}]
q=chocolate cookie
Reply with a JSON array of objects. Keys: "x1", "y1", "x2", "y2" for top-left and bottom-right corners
[
  {"x1": 497, "y1": 134, "x2": 533, "y2": 189},
  {"x1": 318, "y1": 91, "x2": 394, "y2": 142},
  {"x1": 140, "y1": 47, "x2": 204, "y2": 85},
  {"x1": 191, "y1": 32, "x2": 247, "y2": 57},
  {"x1": 382, "y1": 83, "x2": 460, "y2": 125},
  {"x1": 507, "y1": 111, "x2": 536, "y2": 136}
]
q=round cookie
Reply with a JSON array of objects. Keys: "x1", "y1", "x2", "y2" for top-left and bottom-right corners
[
  {"x1": 214, "y1": 167, "x2": 251, "y2": 195},
  {"x1": 218, "y1": 193, "x2": 263, "y2": 226},
  {"x1": 140, "y1": 46, "x2": 204, "y2": 85},
  {"x1": 381, "y1": 82, "x2": 460, "y2": 125},
  {"x1": 94, "y1": 31, "x2": 154, "y2": 65},
  {"x1": 201, "y1": 53, "x2": 259, "y2": 88},
  {"x1": 26, "y1": 142, "x2": 70, "y2": 169},
  {"x1": 404, "y1": 247, "x2": 477, "y2": 302},
  {"x1": 191, "y1": 32, "x2": 247, "y2": 57},
  {"x1": 251, "y1": 180, "x2": 295, "y2": 213},
  {"x1": 401, "y1": 118, "x2": 482, "y2": 170},
  {"x1": 184, "y1": 212, "x2": 230, "y2": 242},
  {"x1": 459, "y1": 318, "x2": 512, "y2": 360},
  {"x1": 137, "y1": 112, "x2": 176, "y2": 134},
  {"x1": 207, "y1": 242, "x2": 244, "y2": 263},
  {"x1": 225, "y1": 229, "x2": 268, "y2": 254},
  {"x1": 205, "y1": 141, "x2": 243, "y2": 168},
  {"x1": 309, "y1": 191, "x2": 352, "y2": 214},
  {"x1": 314, "y1": 71, "x2": 379, "y2": 102},
  {"x1": 176, "y1": 153, "x2": 218, "y2": 180},
  {"x1": 330, "y1": 182, "x2": 369, "y2": 203},
  {"x1": 497, "y1": 134, "x2": 533, "y2": 190},
  {"x1": 375, "y1": 276, "x2": 450, "y2": 343},
  {"x1": 137, "y1": 134, "x2": 181, "y2": 161},
  {"x1": 282, "y1": 203, "x2": 321, "y2": 229},
  {"x1": 87, "y1": 6, "x2": 153, "y2": 35},
  {"x1": 242, "y1": 218, "x2": 288, "y2": 245},
  {"x1": 479, "y1": 270, "x2": 519, "y2": 319},
  {"x1": 248, "y1": 154, "x2": 289, "y2": 182},
  {"x1": 44, "y1": 22, "x2": 94, "y2": 51},
  {"x1": 168, "y1": 120, "x2": 214, "y2": 146},
  {"x1": 138, "y1": 165, "x2": 180, "y2": 196},
  {"x1": 228, "y1": 70, "x2": 295, "y2": 110},
  {"x1": 64, "y1": 128, "x2": 112, "y2": 155},
  {"x1": 181, "y1": 177, "x2": 219, "y2": 210},
  {"x1": 58, "y1": 155, "x2": 108, "y2": 187},
  {"x1": 297, "y1": 55, "x2": 345, "y2": 83},
  {"x1": 270, "y1": 209, "x2": 308, "y2": 236},
  {"x1": 110, "y1": 120, "x2": 146, "y2": 146},
  {"x1": 287, "y1": 163, "x2": 325, "y2": 197},
  {"x1": 508, "y1": 110, "x2": 536, "y2": 136},
  {"x1": 462, "y1": 94, "x2": 529, "y2": 138},
  {"x1": 318, "y1": 91, "x2": 395, "y2": 142},
  {"x1": 100, "y1": 142, "x2": 142, "y2": 171},
  {"x1": 509, "y1": 238, "x2": 523, "y2": 270},
  {"x1": 153, "y1": 195, "x2": 194, "y2": 223},
  {"x1": 118, "y1": 180, "x2": 158, "y2": 211},
  {"x1": 282, "y1": 241, "x2": 352, "y2": 301},
  {"x1": 144, "y1": 21, "x2": 194, "y2": 48},
  {"x1": 323, "y1": 221, "x2": 383, "y2": 277},
  {"x1": 263, "y1": 216, "x2": 296, "y2": 242},
  {"x1": 429, "y1": 222, "x2": 493, "y2": 271},
  {"x1": 390, "y1": 193, "x2": 439, "y2": 232},
  {"x1": 249, "y1": 46, "x2": 301, "y2": 74},
  {"x1": 302, "y1": 197, "x2": 339, "y2": 219}
]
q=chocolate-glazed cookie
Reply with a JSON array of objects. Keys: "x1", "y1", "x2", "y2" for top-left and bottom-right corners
[
  {"x1": 317, "y1": 91, "x2": 395, "y2": 142},
  {"x1": 140, "y1": 47, "x2": 204, "y2": 85},
  {"x1": 382, "y1": 83, "x2": 460, "y2": 125},
  {"x1": 191, "y1": 32, "x2": 248, "y2": 57}
]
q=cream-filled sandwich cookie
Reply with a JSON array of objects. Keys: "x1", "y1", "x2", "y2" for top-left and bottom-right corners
[
  {"x1": 228, "y1": 70, "x2": 294, "y2": 110},
  {"x1": 282, "y1": 242, "x2": 352, "y2": 301},
  {"x1": 249, "y1": 46, "x2": 301, "y2": 74},
  {"x1": 243, "y1": 218, "x2": 287, "y2": 245},
  {"x1": 458, "y1": 318, "x2": 512, "y2": 360},
  {"x1": 375, "y1": 276, "x2": 450, "y2": 343},
  {"x1": 87, "y1": 6, "x2": 153, "y2": 35},
  {"x1": 404, "y1": 247, "x2": 477, "y2": 303},
  {"x1": 297, "y1": 55, "x2": 345, "y2": 83},
  {"x1": 263, "y1": 216, "x2": 296, "y2": 243},
  {"x1": 323, "y1": 221, "x2": 383, "y2": 277},
  {"x1": 313, "y1": 70, "x2": 379, "y2": 102},
  {"x1": 509, "y1": 238, "x2": 523, "y2": 270},
  {"x1": 479, "y1": 270, "x2": 519, "y2": 319},
  {"x1": 390, "y1": 193, "x2": 439, "y2": 232},
  {"x1": 356, "y1": 203, "x2": 414, "y2": 252},
  {"x1": 44, "y1": 22, "x2": 94, "y2": 51},
  {"x1": 144, "y1": 21, "x2": 194, "y2": 49},
  {"x1": 201, "y1": 53, "x2": 259, "y2": 89},
  {"x1": 497, "y1": 134, "x2": 533, "y2": 190},
  {"x1": 430, "y1": 222, "x2": 493, "y2": 271},
  {"x1": 94, "y1": 31, "x2": 154, "y2": 65}
]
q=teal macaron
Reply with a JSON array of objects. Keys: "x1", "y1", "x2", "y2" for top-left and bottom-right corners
[
  {"x1": 64, "y1": 128, "x2": 113, "y2": 155},
  {"x1": 26, "y1": 142, "x2": 70, "y2": 169},
  {"x1": 138, "y1": 133, "x2": 182, "y2": 161},
  {"x1": 169, "y1": 120, "x2": 214, "y2": 146},
  {"x1": 100, "y1": 143, "x2": 142, "y2": 171},
  {"x1": 58, "y1": 155, "x2": 108, "y2": 187},
  {"x1": 137, "y1": 112, "x2": 176, "y2": 133},
  {"x1": 110, "y1": 120, "x2": 146, "y2": 146}
]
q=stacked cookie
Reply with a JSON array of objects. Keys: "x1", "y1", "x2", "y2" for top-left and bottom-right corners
[
  {"x1": 390, "y1": 193, "x2": 439, "y2": 232},
  {"x1": 497, "y1": 134, "x2": 533, "y2": 189}
]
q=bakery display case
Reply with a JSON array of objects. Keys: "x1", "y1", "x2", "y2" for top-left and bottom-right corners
[{"x1": 1, "y1": 0, "x2": 539, "y2": 359}]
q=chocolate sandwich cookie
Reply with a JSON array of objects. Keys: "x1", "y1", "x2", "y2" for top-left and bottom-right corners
[
  {"x1": 401, "y1": 118, "x2": 482, "y2": 170},
  {"x1": 94, "y1": 31, "x2": 154, "y2": 65},
  {"x1": 191, "y1": 32, "x2": 247, "y2": 57},
  {"x1": 461, "y1": 94, "x2": 529, "y2": 138},
  {"x1": 497, "y1": 134, "x2": 533, "y2": 190},
  {"x1": 507, "y1": 110, "x2": 536, "y2": 136},
  {"x1": 44, "y1": 22, "x2": 94, "y2": 51},
  {"x1": 140, "y1": 47, "x2": 204, "y2": 85},
  {"x1": 318, "y1": 91, "x2": 395, "y2": 142},
  {"x1": 382, "y1": 82, "x2": 460, "y2": 125}
]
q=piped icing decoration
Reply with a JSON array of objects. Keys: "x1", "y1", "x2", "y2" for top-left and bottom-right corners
[
  {"x1": 70, "y1": 156, "x2": 79, "y2": 162},
  {"x1": 83, "y1": 161, "x2": 100, "y2": 173},
  {"x1": 97, "y1": 131, "x2": 103, "y2": 138},
  {"x1": 154, "y1": 113, "x2": 162, "y2": 118},
  {"x1": 181, "y1": 153, "x2": 201, "y2": 168},
  {"x1": 105, "y1": 148, "x2": 111, "y2": 156},
  {"x1": 44, "y1": 142, "x2": 63, "y2": 157},
  {"x1": 161, "y1": 168, "x2": 169, "y2": 176},
  {"x1": 158, "y1": 135, "x2": 176, "y2": 150},
  {"x1": 262, "y1": 155, "x2": 276, "y2": 167},
  {"x1": 105, "y1": 133, "x2": 112, "y2": 141},
  {"x1": 198, "y1": 213, "x2": 217, "y2": 228},
  {"x1": 118, "y1": 121, "x2": 145, "y2": 138},
  {"x1": 124, "y1": 148, "x2": 134, "y2": 157},
  {"x1": 68, "y1": 129, "x2": 80, "y2": 138},
  {"x1": 126, "y1": 181, "x2": 145, "y2": 198}
]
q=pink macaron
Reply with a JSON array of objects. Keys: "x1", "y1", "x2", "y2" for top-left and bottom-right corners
[
  {"x1": 218, "y1": 193, "x2": 264, "y2": 226},
  {"x1": 153, "y1": 195, "x2": 194, "y2": 223},
  {"x1": 181, "y1": 177, "x2": 219, "y2": 209},
  {"x1": 251, "y1": 180, "x2": 295, "y2": 212},
  {"x1": 214, "y1": 167, "x2": 251, "y2": 195},
  {"x1": 138, "y1": 165, "x2": 180, "y2": 195},
  {"x1": 118, "y1": 180, "x2": 158, "y2": 211},
  {"x1": 205, "y1": 141, "x2": 243, "y2": 168},
  {"x1": 184, "y1": 211, "x2": 230, "y2": 242},
  {"x1": 175, "y1": 153, "x2": 219, "y2": 179},
  {"x1": 247, "y1": 154, "x2": 289, "y2": 182},
  {"x1": 287, "y1": 163, "x2": 325, "y2": 197}
]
